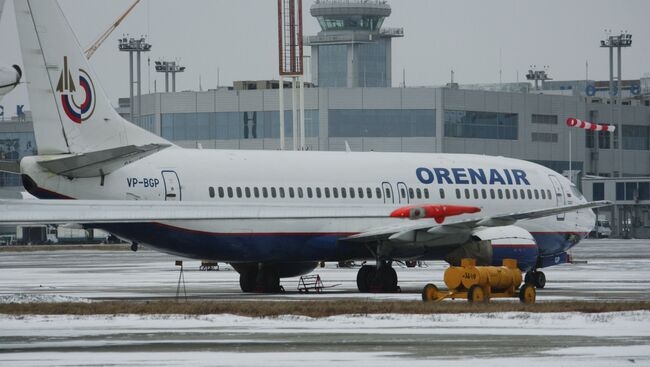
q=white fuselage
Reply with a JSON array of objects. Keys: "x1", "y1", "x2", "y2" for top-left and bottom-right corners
[{"x1": 21, "y1": 149, "x2": 595, "y2": 254}]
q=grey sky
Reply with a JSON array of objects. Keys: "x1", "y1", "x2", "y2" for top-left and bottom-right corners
[{"x1": 1, "y1": 0, "x2": 649, "y2": 114}]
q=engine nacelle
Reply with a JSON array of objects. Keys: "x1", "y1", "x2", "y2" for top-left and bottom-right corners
[
  {"x1": 0, "y1": 65, "x2": 22, "y2": 99},
  {"x1": 230, "y1": 261, "x2": 318, "y2": 279},
  {"x1": 444, "y1": 225, "x2": 538, "y2": 271},
  {"x1": 473, "y1": 225, "x2": 539, "y2": 271}
]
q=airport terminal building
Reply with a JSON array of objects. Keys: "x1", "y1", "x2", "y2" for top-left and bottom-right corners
[{"x1": 1, "y1": 0, "x2": 650, "y2": 239}]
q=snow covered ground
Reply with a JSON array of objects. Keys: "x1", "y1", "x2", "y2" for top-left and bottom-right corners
[
  {"x1": 1, "y1": 239, "x2": 650, "y2": 365},
  {"x1": 1, "y1": 311, "x2": 649, "y2": 366},
  {"x1": 0, "y1": 238, "x2": 649, "y2": 302}
]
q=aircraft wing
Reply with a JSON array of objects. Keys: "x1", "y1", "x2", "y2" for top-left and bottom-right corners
[
  {"x1": 0, "y1": 199, "x2": 389, "y2": 225},
  {"x1": 344, "y1": 200, "x2": 612, "y2": 243}
]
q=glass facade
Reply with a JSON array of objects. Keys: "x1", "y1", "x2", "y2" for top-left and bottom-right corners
[
  {"x1": 328, "y1": 109, "x2": 435, "y2": 137},
  {"x1": 616, "y1": 181, "x2": 650, "y2": 201},
  {"x1": 531, "y1": 160, "x2": 583, "y2": 175},
  {"x1": 0, "y1": 132, "x2": 37, "y2": 187},
  {"x1": 531, "y1": 132, "x2": 558, "y2": 143},
  {"x1": 161, "y1": 110, "x2": 319, "y2": 141},
  {"x1": 132, "y1": 114, "x2": 155, "y2": 133},
  {"x1": 316, "y1": 16, "x2": 385, "y2": 32},
  {"x1": 318, "y1": 45, "x2": 348, "y2": 87},
  {"x1": 357, "y1": 40, "x2": 388, "y2": 87},
  {"x1": 444, "y1": 110, "x2": 518, "y2": 140},
  {"x1": 622, "y1": 125, "x2": 650, "y2": 150}
]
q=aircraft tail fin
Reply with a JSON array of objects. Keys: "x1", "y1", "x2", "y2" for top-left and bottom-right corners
[{"x1": 14, "y1": 0, "x2": 171, "y2": 155}]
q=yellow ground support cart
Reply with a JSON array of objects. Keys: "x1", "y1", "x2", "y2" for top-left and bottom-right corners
[{"x1": 422, "y1": 258, "x2": 536, "y2": 304}]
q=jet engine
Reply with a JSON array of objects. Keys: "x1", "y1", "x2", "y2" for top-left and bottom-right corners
[
  {"x1": 0, "y1": 65, "x2": 22, "y2": 99},
  {"x1": 445, "y1": 225, "x2": 539, "y2": 271}
]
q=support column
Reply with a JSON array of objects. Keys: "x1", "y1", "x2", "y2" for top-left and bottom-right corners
[
  {"x1": 137, "y1": 50, "x2": 142, "y2": 122},
  {"x1": 292, "y1": 77, "x2": 298, "y2": 151},
  {"x1": 617, "y1": 46, "x2": 623, "y2": 177},
  {"x1": 129, "y1": 51, "x2": 134, "y2": 122},
  {"x1": 172, "y1": 71, "x2": 176, "y2": 93},
  {"x1": 165, "y1": 71, "x2": 169, "y2": 93},
  {"x1": 279, "y1": 76, "x2": 285, "y2": 150},
  {"x1": 299, "y1": 77, "x2": 305, "y2": 149}
]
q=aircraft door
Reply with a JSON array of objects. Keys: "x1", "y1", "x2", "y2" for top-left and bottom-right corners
[
  {"x1": 162, "y1": 170, "x2": 182, "y2": 201},
  {"x1": 548, "y1": 175, "x2": 565, "y2": 220},
  {"x1": 381, "y1": 182, "x2": 394, "y2": 204},
  {"x1": 396, "y1": 182, "x2": 410, "y2": 204}
]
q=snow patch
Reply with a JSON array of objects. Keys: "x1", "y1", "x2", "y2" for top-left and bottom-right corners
[{"x1": 0, "y1": 294, "x2": 91, "y2": 304}]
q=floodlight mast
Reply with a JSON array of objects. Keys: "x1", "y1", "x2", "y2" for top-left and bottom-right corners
[
  {"x1": 118, "y1": 35, "x2": 151, "y2": 123},
  {"x1": 154, "y1": 61, "x2": 186, "y2": 93},
  {"x1": 600, "y1": 31, "x2": 632, "y2": 178}
]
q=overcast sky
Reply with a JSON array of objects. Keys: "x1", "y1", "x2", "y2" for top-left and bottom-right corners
[{"x1": 1, "y1": 0, "x2": 649, "y2": 114}]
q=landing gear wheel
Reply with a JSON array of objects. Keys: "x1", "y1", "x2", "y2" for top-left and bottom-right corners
[
  {"x1": 468, "y1": 285, "x2": 487, "y2": 303},
  {"x1": 421, "y1": 283, "x2": 439, "y2": 302},
  {"x1": 356, "y1": 265, "x2": 374, "y2": 292},
  {"x1": 534, "y1": 271, "x2": 546, "y2": 289},
  {"x1": 379, "y1": 266, "x2": 398, "y2": 292},
  {"x1": 239, "y1": 268, "x2": 257, "y2": 293},
  {"x1": 524, "y1": 271, "x2": 534, "y2": 285},
  {"x1": 519, "y1": 283, "x2": 536, "y2": 304},
  {"x1": 262, "y1": 274, "x2": 281, "y2": 293}
]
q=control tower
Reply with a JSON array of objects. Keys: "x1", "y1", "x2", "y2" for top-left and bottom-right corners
[{"x1": 307, "y1": 0, "x2": 403, "y2": 88}]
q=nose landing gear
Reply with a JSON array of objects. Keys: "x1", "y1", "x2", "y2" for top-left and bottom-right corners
[
  {"x1": 525, "y1": 270, "x2": 546, "y2": 289},
  {"x1": 356, "y1": 261, "x2": 399, "y2": 293}
]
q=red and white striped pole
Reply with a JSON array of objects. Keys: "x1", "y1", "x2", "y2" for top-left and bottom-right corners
[{"x1": 565, "y1": 118, "x2": 616, "y2": 183}]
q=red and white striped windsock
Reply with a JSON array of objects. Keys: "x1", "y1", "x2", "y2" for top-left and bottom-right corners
[{"x1": 566, "y1": 118, "x2": 616, "y2": 132}]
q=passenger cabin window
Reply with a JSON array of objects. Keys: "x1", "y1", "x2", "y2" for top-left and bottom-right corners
[
  {"x1": 385, "y1": 188, "x2": 391, "y2": 198},
  {"x1": 289, "y1": 187, "x2": 295, "y2": 198},
  {"x1": 271, "y1": 187, "x2": 277, "y2": 198},
  {"x1": 440, "y1": 188, "x2": 445, "y2": 199},
  {"x1": 416, "y1": 188, "x2": 422, "y2": 199},
  {"x1": 279, "y1": 187, "x2": 285, "y2": 198},
  {"x1": 358, "y1": 188, "x2": 364, "y2": 199},
  {"x1": 254, "y1": 187, "x2": 260, "y2": 198},
  {"x1": 547, "y1": 190, "x2": 552, "y2": 200},
  {"x1": 512, "y1": 189, "x2": 518, "y2": 199},
  {"x1": 245, "y1": 187, "x2": 251, "y2": 198},
  {"x1": 307, "y1": 187, "x2": 313, "y2": 198},
  {"x1": 262, "y1": 187, "x2": 268, "y2": 198},
  {"x1": 209, "y1": 187, "x2": 215, "y2": 198},
  {"x1": 341, "y1": 188, "x2": 347, "y2": 198},
  {"x1": 325, "y1": 187, "x2": 330, "y2": 198},
  {"x1": 490, "y1": 189, "x2": 495, "y2": 199},
  {"x1": 400, "y1": 188, "x2": 406, "y2": 199},
  {"x1": 227, "y1": 187, "x2": 234, "y2": 198},
  {"x1": 505, "y1": 189, "x2": 510, "y2": 199},
  {"x1": 527, "y1": 189, "x2": 532, "y2": 199},
  {"x1": 218, "y1": 187, "x2": 225, "y2": 198},
  {"x1": 236, "y1": 187, "x2": 242, "y2": 198},
  {"x1": 298, "y1": 187, "x2": 303, "y2": 198},
  {"x1": 473, "y1": 189, "x2": 478, "y2": 199},
  {"x1": 424, "y1": 188, "x2": 430, "y2": 199},
  {"x1": 498, "y1": 189, "x2": 503, "y2": 199},
  {"x1": 367, "y1": 188, "x2": 373, "y2": 199},
  {"x1": 541, "y1": 190, "x2": 546, "y2": 200},
  {"x1": 465, "y1": 188, "x2": 470, "y2": 199},
  {"x1": 481, "y1": 189, "x2": 487, "y2": 199},
  {"x1": 409, "y1": 188, "x2": 415, "y2": 199},
  {"x1": 333, "y1": 188, "x2": 338, "y2": 198},
  {"x1": 376, "y1": 188, "x2": 382, "y2": 198},
  {"x1": 316, "y1": 188, "x2": 322, "y2": 198},
  {"x1": 534, "y1": 189, "x2": 539, "y2": 199},
  {"x1": 350, "y1": 188, "x2": 355, "y2": 198},
  {"x1": 456, "y1": 188, "x2": 461, "y2": 199}
]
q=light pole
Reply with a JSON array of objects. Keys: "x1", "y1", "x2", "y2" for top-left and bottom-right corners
[{"x1": 118, "y1": 36, "x2": 151, "y2": 123}]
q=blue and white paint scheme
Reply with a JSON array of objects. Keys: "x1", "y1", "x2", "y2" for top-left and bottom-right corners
[{"x1": 0, "y1": 0, "x2": 609, "y2": 293}]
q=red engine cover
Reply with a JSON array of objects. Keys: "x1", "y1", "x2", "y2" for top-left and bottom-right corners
[{"x1": 390, "y1": 204, "x2": 481, "y2": 224}]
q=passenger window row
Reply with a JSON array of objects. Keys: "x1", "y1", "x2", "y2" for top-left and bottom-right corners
[{"x1": 454, "y1": 187, "x2": 553, "y2": 201}]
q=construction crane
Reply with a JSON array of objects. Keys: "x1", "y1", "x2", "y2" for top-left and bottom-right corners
[{"x1": 84, "y1": 0, "x2": 141, "y2": 59}]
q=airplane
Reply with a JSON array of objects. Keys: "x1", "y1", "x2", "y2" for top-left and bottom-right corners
[
  {"x1": 0, "y1": 64, "x2": 21, "y2": 100},
  {"x1": 0, "y1": 0, "x2": 608, "y2": 294}
]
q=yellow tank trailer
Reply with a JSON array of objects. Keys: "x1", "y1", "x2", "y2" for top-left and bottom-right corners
[{"x1": 422, "y1": 258, "x2": 536, "y2": 304}]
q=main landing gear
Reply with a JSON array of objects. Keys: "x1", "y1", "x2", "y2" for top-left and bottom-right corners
[
  {"x1": 525, "y1": 270, "x2": 546, "y2": 289},
  {"x1": 238, "y1": 265, "x2": 282, "y2": 293},
  {"x1": 356, "y1": 261, "x2": 399, "y2": 293}
]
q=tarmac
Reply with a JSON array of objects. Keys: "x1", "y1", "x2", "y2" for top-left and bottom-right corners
[{"x1": 1, "y1": 238, "x2": 650, "y2": 366}]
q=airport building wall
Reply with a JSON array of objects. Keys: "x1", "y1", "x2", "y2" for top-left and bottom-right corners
[{"x1": 126, "y1": 87, "x2": 650, "y2": 178}]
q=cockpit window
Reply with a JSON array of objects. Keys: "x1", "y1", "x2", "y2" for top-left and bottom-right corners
[{"x1": 570, "y1": 185, "x2": 585, "y2": 200}]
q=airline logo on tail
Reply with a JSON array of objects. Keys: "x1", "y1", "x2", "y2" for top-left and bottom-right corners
[{"x1": 56, "y1": 56, "x2": 96, "y2": 123}]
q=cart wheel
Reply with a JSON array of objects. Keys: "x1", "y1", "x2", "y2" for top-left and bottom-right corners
[
  {"x1": 534, "y1": 271, "x2": 546, "y2": 289},
  {"x1": 421, "y1": 283, "x2": 439, "y2": 302},
  {"x1": 468, "y1": 285, "x2": 487, "y2": 303},
  {"x1": 519, "y1": 283, "x2": 536, "y2": 304}
]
